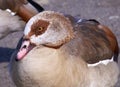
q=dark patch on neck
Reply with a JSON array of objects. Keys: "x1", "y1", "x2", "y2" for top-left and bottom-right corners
[
  {"x1": 29, "y1": 20, "x2": 49, "y2": 37},
  {"x1": 42, "y1": 44, "x2": 64, "y2": 49}
]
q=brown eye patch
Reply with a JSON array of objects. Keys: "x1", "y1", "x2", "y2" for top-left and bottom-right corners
[{"x1": 29, "y1": 20, "x2": 50, "y2": 37}]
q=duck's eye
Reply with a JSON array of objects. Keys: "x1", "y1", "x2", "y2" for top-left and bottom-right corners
[{"x1": 38, "y1": 27, "x2": 43, "y2": 31}]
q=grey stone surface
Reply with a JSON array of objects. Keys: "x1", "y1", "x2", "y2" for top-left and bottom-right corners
[{"x1": 0, "y1": 0, "x2": 120, "y2": 87}]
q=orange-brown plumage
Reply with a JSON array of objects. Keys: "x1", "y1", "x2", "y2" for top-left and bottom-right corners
[
  {"x1": 17, "y1": 5, "x2": 36, "y2": 22},
  {"x1": 98, "y1": 25, "x2": 119, "y2": 61}
]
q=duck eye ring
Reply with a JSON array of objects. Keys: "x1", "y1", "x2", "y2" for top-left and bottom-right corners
[{"x1": 38, "y1": 27, "x2": 43, "y2": 31}]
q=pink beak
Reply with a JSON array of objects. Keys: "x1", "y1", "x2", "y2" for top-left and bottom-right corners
[{"x1": 16, "y1": 40, "x2": 35, "y2": 61}]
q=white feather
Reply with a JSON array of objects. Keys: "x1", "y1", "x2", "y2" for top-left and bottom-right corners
[{"x1": 87, "y1": 57, "x2": 114, "y2": 67}]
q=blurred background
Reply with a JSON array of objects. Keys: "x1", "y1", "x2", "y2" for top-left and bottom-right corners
[{"x1": 0, "y1": 0, "x2": 120, "y2": 87}]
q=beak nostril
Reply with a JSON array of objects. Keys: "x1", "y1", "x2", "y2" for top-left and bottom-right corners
[{"x1": 22, "y1": 45, "x2": 27, "y2": 49}]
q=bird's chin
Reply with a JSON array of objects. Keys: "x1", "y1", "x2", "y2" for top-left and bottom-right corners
[{"x1": 16, "y1": 40, "x2": 36, "y2": 61}]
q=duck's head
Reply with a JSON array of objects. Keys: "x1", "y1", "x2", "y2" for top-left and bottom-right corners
[{"x1": 16, "y1": 11, "x2": 74, "y2": 61}]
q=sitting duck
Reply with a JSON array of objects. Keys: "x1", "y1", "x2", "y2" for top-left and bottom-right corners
[{"x1": 10, "y1": 11, "x2": 119, "y2": 87}]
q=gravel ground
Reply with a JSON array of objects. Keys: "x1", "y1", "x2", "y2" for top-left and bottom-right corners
[{"x1": 0, "y1": 0, "x2": 120, "y2": 87}]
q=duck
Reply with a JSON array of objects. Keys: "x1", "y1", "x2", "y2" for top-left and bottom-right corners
[{"x1": 10, "y1": 11, "x2": 119, "y2": 87}]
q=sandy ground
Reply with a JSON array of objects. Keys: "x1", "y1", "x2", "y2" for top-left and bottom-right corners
[{"x1": 0, "y1": 0, "x2": 120, "y2": 87}]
